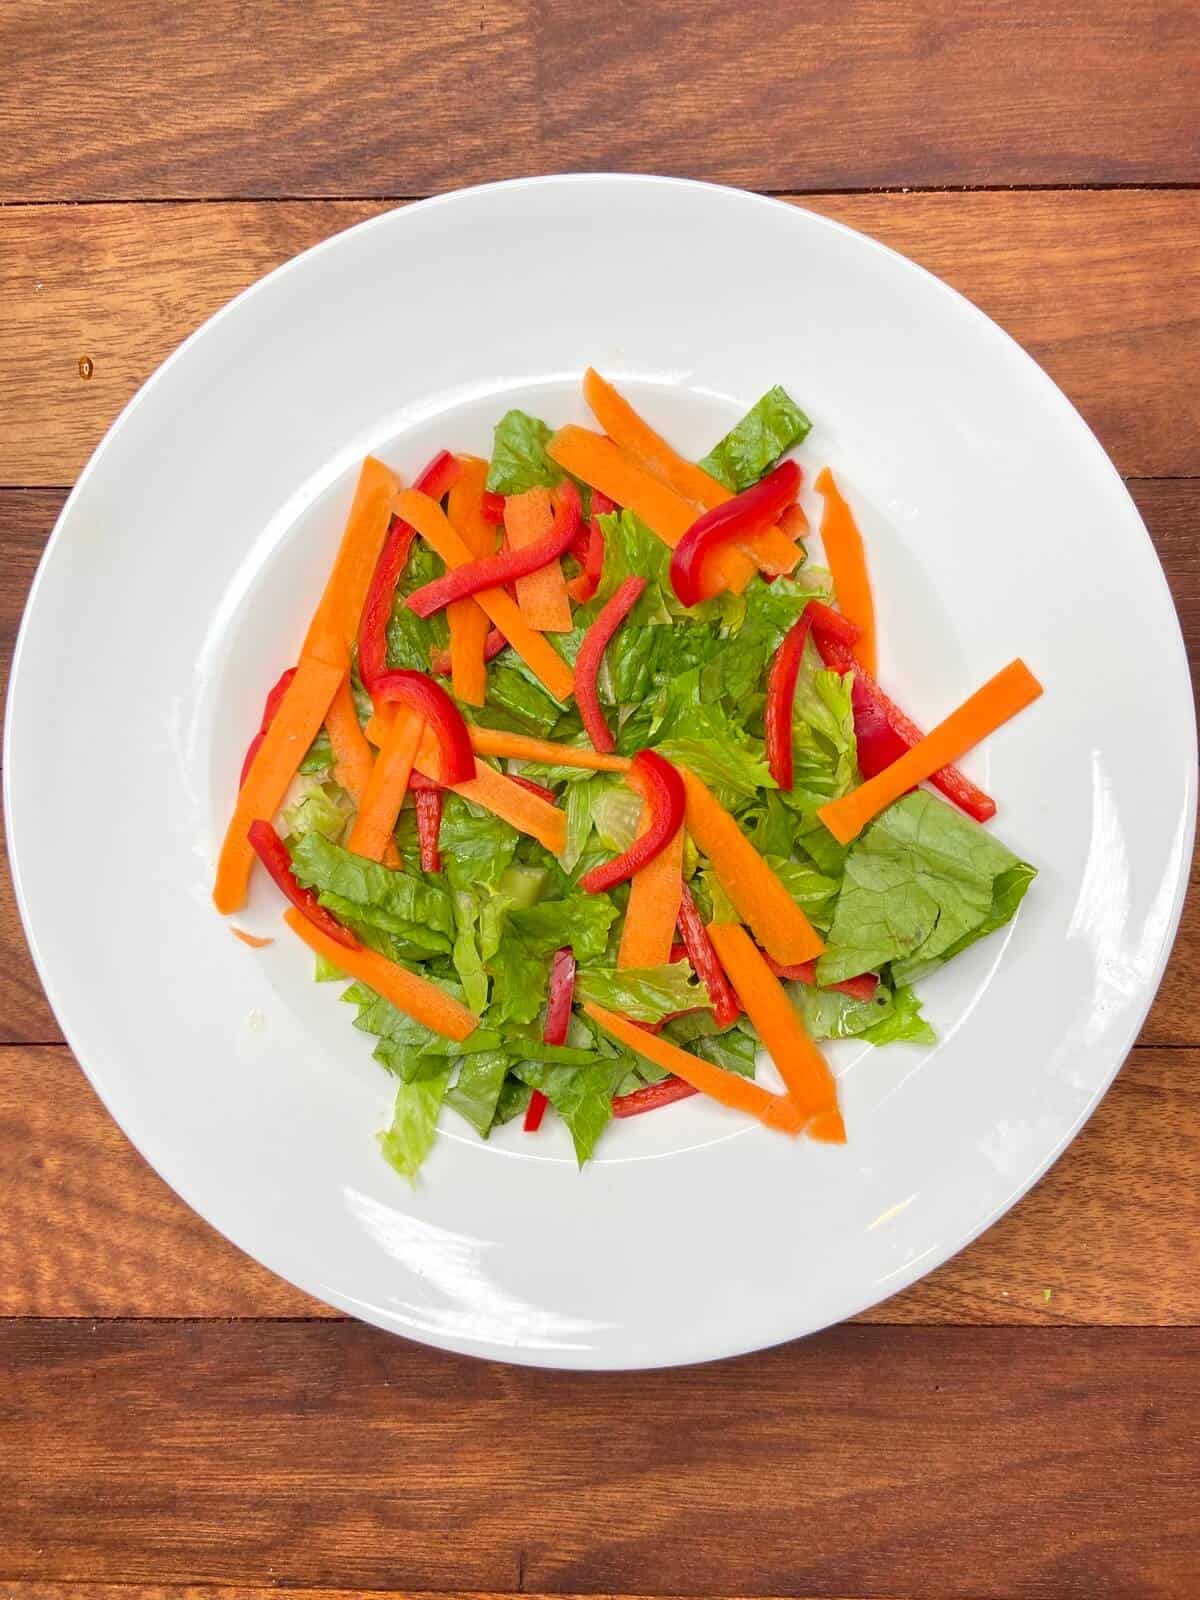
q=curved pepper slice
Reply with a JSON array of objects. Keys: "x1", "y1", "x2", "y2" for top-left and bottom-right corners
[
  {"x1": 239, "y1": 666, "x2": 297, "y2": 788},
  {"x1": 580, "y1": 750, "x2": 686, "y2": 894},
  {"x1": 575, "y1": 575, "x2": 646, "y2": 754},
  {"x1": 405, "y1": 481, "x2": 582, "y2": 618},
  {"x1": 525, "y1": 947, "x2": 577, "y2": 1133},
  {"x1": 676, "y1": 882, "x2": 740, "y2": 1028},
  {"x1": 247, "y1": 820, "x2": 359, "y2": 949},
  {"x1": 805, "y1": 598, "x2": 861, "y2": 649},
  {"x1": 669, "y1": 459, "x2": 802, "y2": 606},
  {"x1": 369, "y1": 669, "x2": 475, "y2": 786},
  {"x1": 764, "y1": 611, "x2": 814, "y2": 791}
]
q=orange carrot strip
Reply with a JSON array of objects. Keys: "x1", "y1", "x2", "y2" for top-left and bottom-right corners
[
  {"x1": 446, "y1": 457, "x2": 496, "y2": 707},
  {"x1": 707, "y1": 922, "x2": 845, "y2": 1140},
  {"x1": 504, "y1": 488, "x2": 573, "y2": 632},
  {"x1": 580, "y1": 371, "x2": 803, "y2": 593},
  {"x1": 324, "y1": 677, "x2": 375, "y2": 803},
  {"x1": 818, "y1": 659, "x2": 1043, "y2": 845},
  {"x1": 815, "y1": 468, "x2": 876, "y2": 677},
  {"x1": 302, "y1": 456, "x2": 400, "y2": 668},
  {"x1": 231, "y1": 927, "x2": 273, "y2": 949},
  {"x1": 284, "y1": 909, "x2": 477, "y2": 1041},
  {"x1": 547, "y1": 426, "x2": 697, "y2": 547},
  {"x1": 347, "y1": 708, "x2": 424, "y2": 862},
  {"x1": 582, "y1": 1002, "x2": 804, "y2": 1134},
  {"x1": 680, "y1": 767, "x2": 825, "y2": 966},
  {"x1": 441, "y1": 758, "x2": 566, "y2": 857},
  {"x1": 214, "y1": 656, "x2": 346, "y2": 913},
  {"x1": 618, "y1": 817, "x2": 685, "y2": 969},
  {"x1": 392, "y1": 489, "x2": 574, "y2": 702},
  {"x1": 466, "y1": 726, "x2": 632, "y2": 773}
]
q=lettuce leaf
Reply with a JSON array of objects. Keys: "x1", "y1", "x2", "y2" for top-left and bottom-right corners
[
  {"x1": 445, "y1": 1050, "x2": 511, "y2": 1137},
  {"x1": 699, "y1": 386, "x2": 812, "y2": 492},
  {"x1": 387, "y1": 536, "x2": 448, "y2": 670},
  {"x1": 438, "y1": 795, "x2": 519, "y2": 893},
  {"x1": 451, "y1": 890, "x2": 489, "y2": 1013},
  {"x1": 486, "y1": 410, "x2": 563, "y2": 495},
  {"x1": 862, "y1": 984, "x2": 936, "y2": 1046},
  {"x1": 289, "y1": 832, "x2": 454, "y2": 957},
  {"x1": 471, "y1": 659, "x2": 565, "y2": 738},
  {"x1": 514, "y1": 1058, "x2": 627, "y2": 1166},
  {"x1": 378, "y1": 1069, "x2": 450, "y2": 1184},
  {"x1": 817, "y1": 791, "x2": 1036, "y2": 985},
  {"x1": 282, "y1": 777, "x2": 352, "y2": 843},
  {"x1": 509, "y1": 893, "x2": 619, "y2": 960},
  {"x1": 576, "y1": 960, "x2": 706, "y2": 1021}
]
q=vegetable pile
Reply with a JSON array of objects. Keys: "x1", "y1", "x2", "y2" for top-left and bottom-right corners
[{"x1": 215, "y1": 371, "x2": 1042, "y2": 1180}]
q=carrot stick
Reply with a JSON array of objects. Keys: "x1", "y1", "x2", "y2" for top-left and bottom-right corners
[
  {"x1": 582, "y1": 1002, "x2": 804, "y2": 1135},
  {"x1": 445, "y1": 456, "x2": 496, "y2": 707},
  {"x1": 618, "y1": 818, "x2": 684, "y2": 969},
  {"x1": 284, "y1": 909, "x2": 477, "y2": 1041},
  {"x1": 392, "y1": 488, "x2": 574, "y2": 702},
  {"x1": 441, "y1": 758, "x2": 566, "y2": 857},
  {"x1": 302, "y1": 456, "x2": 400, "y2": 668},
  {"x1": 504, "y1": 488, "x2": 573, "y2": 632},
  {"x1": 817, "y1": 659, "x2": 1043, "y2": 845},
  {"x1": 231, "y1": 928, "x2": 273, "y2": 949},
  {"x1": 680, "y1": 767, "x2": 825, "y2": 966},
  {"x1": 707, "y1": 922, "x2": 845, "y2": 1141},
  {"x1": 547, "y1": 426, "x2": 698, "y2": 546},
  {"x1": 214, "y1": 656, "x2": 346, "y2": 913},
  {"x1": 347, "y1": 708, "x2": 424, "y2": 862},
  {"x1": 581, "y1": 370, "x2": 803, "y2": 592},
  {"x1": 326, "y1": 682, "x2": 402, "y2": 868},
  {"x1": 466, "y1": 725, "x2": 632, "y2": 773},
  {"x1": 815, "y1": 468, "x2": 876, "y2": 678}
]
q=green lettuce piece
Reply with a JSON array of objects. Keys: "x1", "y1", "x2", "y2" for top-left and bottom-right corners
[
  {"x1": 561, "y1": 775, "x2": 602, "y2": 873},
  {"x1": 451, "y1": 890, "x2": 489, "y2": 1013},
  {"x1": 299, "y1": 729, "x2": 335, "y2": 775},
  {"x1": 283, "y1": 777, "x2": 352, "y2": 843},
  {"x1": 487, "y1": 936, "x2": 550, "y2": 1026},
  {"x1": 766, "y1": 855, "x2": 841, "y2": 931},
  {"x1": 492, "y1": 1073, "x2": 533, "y2": 1127},
  {"x1": 862, "y1": 984, "x2": 936, "y2": 1046},
  {"x1": 290, "y1": 832, "x2": 454, "y2": 956},
  {"x1": 652, "y1": 667, "x2": 774, "y2": 803},
  {"x1": 438, "y1": 795, "x2": 519, "y2": 893},
  {"x1": 576, "y1": 960, "x2": 706, "y2": 1022},
  {"x1": 699, "y1": 386, "x2": 812, "y2": 492},
  {"x1": 662, "y1": 1010, "x2": 758, "y2": 1077},
  {"x1": 486, "y1": 410, "x2": 563, "y2": 495},
  {"x1": 472, "y1": 659, "x2": 565, "y2": 738},
  {"x1": 386, "y1": 537, "x2": 448, "y2": 670},
  {"x1": 515, "y1": 1059, "x2": 627, "y2": 1166},
  {"x1": 817, "y1": 791, "x2": 1037, "y2": 986},
  {"x1": 378, "y1": 1069, "x2": 450, "y2": 1184},
  {"x1": 591, "y1": 783, "x2": 643, "y2": 852},
  {"x1": 509, "y1": 893, "x2": 619, "y2": 960},
  {"x1": 478, "y1": 864, "x2": 547, "y2": 961},
  {"x1": 791, "y1": 978, "x2": 896, "y2": 1041},
  {"x1": 445, "y1": 1051, "x2": 511, "y2": 1137}
]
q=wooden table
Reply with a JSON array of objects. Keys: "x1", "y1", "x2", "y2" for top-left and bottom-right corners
[{"x1": 2, "y1": 4, "x2": 1197, "y2": 1595}]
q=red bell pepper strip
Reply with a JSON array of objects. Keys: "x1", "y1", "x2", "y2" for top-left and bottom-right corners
[
  {"x1": 669, "y1": 460, "x2": 802, "y2": 606},
  {"x1": 762, "y1": 952, "x2": 879, "y2": 1003},
  {"x1": 612, "y1": 1075, "x2": 699, "y2": 1118},
  {"x1": 239, "y1": 666, "x2": 297, "y2": 787},
  {"x1": 581, "y1": 750, "x2": 686, "y2": 894},
  {"x1": 566, "y1": 517, "x2": 606, "y2": 603},
  {"x1": 430, "y1": 626, "x2": 507, "y2": 678},
  {"x1": 407, "y1": 769, "x2": 443, "y2": 792},
  {"x1": 507, "y1": 773, "x2": 559, "y2": 805},
  {"x1": 806, "y1": 598, "x2": 861, "y2": 648},
  {"x1": 369, "y1": 669, "x2": 475, "y2": 785},
  {"x1": 764, "y1": 611, "x2": 814, "y2": 791},
  {"x1": 814, "y1": 633, "x2": 996, "y2": 822},
  {"x1": 414, "y1": 787, "x2": 443, "y2": 872},
  {"x1": 405, "y1": 481, "x2": 583, "y2": 618},
  {"x1": 358, "y1": 451, "x2": 461, "y2": 695},
  {"x1": 676, "y1": 883, "x2": 740, "y2": 1027},
  {"x1": 246, "y1": 819, "x2": 359, "y2": 949},
  {"x1": 524, "y1": 947, "x2": 577, "y2": 1132},
  {"x1": 848, "y1": 674, "x2": 912, "y2": 779},
  {"x1": 480, "y1": 490, "x2": 507, "y2": 525},
  {"x1": 575, "y1": 576, "x2": 646, "y2": 754}
]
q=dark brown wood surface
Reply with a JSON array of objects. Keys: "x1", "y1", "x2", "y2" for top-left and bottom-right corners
[{"x1": 1, "y1": 4, "x2": 1196, "y2": 1596}]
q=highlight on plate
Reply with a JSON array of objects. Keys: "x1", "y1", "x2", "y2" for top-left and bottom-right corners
[{"x1": 215, "y1": 369, "x2": 1043, "y2": 1181}]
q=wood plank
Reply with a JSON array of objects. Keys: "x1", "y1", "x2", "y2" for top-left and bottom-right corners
[
  {"x1": 1, "y1": 1, "x2": 1195, "y2": 200},
  {"x1": 2, "y1": 1044, "x2": 1196, "y2": 1323},
  {"x1": 0, "y1": 1592, "x2": 887, "y2": 1600},
  {"x1": 3, "y1": 192, "x2": 1198, "y2": 486},
  {"x1": 1, "y1": 1320, "x2": 1196, "y2": 1595}
]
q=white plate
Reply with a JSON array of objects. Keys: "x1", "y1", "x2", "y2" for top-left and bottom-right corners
[{"x1": 7, "y1": 176, "x2": 1194, "y2": 1369}]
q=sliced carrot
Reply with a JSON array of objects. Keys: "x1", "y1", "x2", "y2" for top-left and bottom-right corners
[
  {"x1": 547, "y1": 426, "x2": 697, "y2": 546},
  {"x1": 778, "y1": 502, "x2": 810, "y2": 541},
  {"x1": 445, "y1": 456, "x2": 496, "y2": 707},
  {"x1": 618, "y1": 817, "x2": 685, "y2": 969},
  {"x1": 324, "y1": 677, "x2": 374, "y2": 802},
  {"x1": 817, "y1": 659, "x2": 1043, "y2": 845},
  {"x1": 347, "y1": 707, "x2": 424, "y2": 862},
  {"x1": 815, "y1": 468, "x2": 876, "y2": 677},
  {"x1": 707, "y1": 922, "x2": 844, "y2": 1140},
  {"x1": 582, "y1": 1002, "x2": 804, "y2": 1135},
  {"x1": 679, "y1": 766, "x2": 825, "y2": 966},
  {"x1": 504, "y1": 488, "x2": 573, "y2": 632},
  {"x1": 214, "y1": 655, "x2": 346, "y2": 913},
  {"x1": 302, "y1": 456, "x2": 400, "y2": 668},
  {"x1": 392, "y1": 488, "x2": 574, "y2": 702},
  {"x1": 466, "y1": 725, "x2": 632, "y2": 773},
  {"x1": 231, "y1": 927, "x2": 273, "y2": 949},
  {"x1": 580, "y1": 371, "x2": 803, "y2": 592},
  {"x1": 284, "y1": 909, "x2": 477, "y2": 1041}
]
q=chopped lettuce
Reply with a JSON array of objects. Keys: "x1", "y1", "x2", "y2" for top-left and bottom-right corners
[
  {"x1": 575, "y1": 960, "x2": 706, "y2": 1022},
  {"x1": 515, "y1": 1058, "x2": 627, "y2": 1166},
  {"x1": 289, "y1": 832, "x2": 455, "y2": 958},
  {"x1": 509, "y1": 893, "x2": 619, "y2": 960},
  {"x1": 386, "y1": 537, "x2": 449, "y2": 670},
  {"x1": 378, "y1": 1069, "x2": 451, "y2": 1184},
  {"x1": 471, "y1": 659, "x2": 565, "y2": 738},
  {"x1": 699, "y1": 386, "x2": 812, "y2": 492},
  {"x1": 486, "y1": 410, "x2": 563, "y2": 495},
  {"x1": 862, "y1": 984, "x2": 936, "y2": 1046},
  {"x1": 283, "y1": 777, "x2": 352, "y2": 843},
  {"x1": 445, "y1": 1050, "x2": 511, "y2": 1137}
]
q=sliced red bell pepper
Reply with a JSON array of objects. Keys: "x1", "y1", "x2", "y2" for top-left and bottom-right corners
[
  {"x1": 848, "y1": 674, "x2": 912, "y2": 779},
  {"x1": 574, "y1": 575, "x2": 646, "y2": 754},
  {"x1": 507, "y1": 774, "x2": 559, "y2": 805},
  {"x1": 369, "y1": 669, "x2": 475, "y2": 785},
  {"x1": 566, "y1": 516, "x2": 606, "y2": 603},
  {"x1": 580, "y1": 750, "x2": 686, "y2": 894},
  {"x1": 430, "y1": 626, "x2": 507, "y2": 678},
  {"x1": 676, "y1": 883, "x2": 740, "y2": 1027},
  {"x1": 764, "y1": 611, "x2": 814, "y2": 791},
  {"x1": 239, "y1": 666, "x2": 297, "y2": 787},
  {"x1": 414, "y1": 787, "x2": 443, "y2": 872},
  {"x1": 246, "y1": 819, "x2": 359, "y2": 949},
  {"x1": 405, "y1": 481, "x2": 582, "y2": 618},
  {"x1": 814, "y1": 634, "x2": 996, "y2": 821},
  {"x1": 763, "y1": 952, "x2": 879, "y2": 1003},
  {"x1": 669, "y1": 459, "x2": 802, "y2": 606},
  {"x1": 612, "y1": 1075, "x2": 699, "y2": 1118},
  {"x1": 805, "y1": 598, "x2": 861, "y2": 648},
  {"x1": 525, "y1": 947, "x2": 577, "y2": 1132},
  {"x1": 407, "y1": 769, "x2": 443, "y2": 792},
  {"x1": 358, "y1": 451, "x2": 461, "y2": 695},
  {"x1": 480, "y1": 490, "x2": 507, "y2": 525}
]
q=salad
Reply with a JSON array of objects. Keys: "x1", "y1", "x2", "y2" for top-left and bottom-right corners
[{"x1": 214, "y1": 370, "x2": 1042, "y2": 1181}]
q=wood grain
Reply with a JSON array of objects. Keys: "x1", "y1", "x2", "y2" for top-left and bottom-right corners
[
  {"x1": 1, "y1": 1320, "x2": 1196, "y2": 1596},
  {"x1": 0, "y1": 1592, "x2": 887, "y2": 1600},
  {"x1": 2, "y1": 1043, "x2": 1196, "y2": 1323},
  {"x1": 1, "y1": 0, "x2": 1196, "y2": 200},
  {"x1": 3, "y1": 191, "x2": 1198, "y2": 486}
]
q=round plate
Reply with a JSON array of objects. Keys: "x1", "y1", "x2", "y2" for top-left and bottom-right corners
[{"x1": 7, "y1": 176, "x2": 1193, "y2": 1369}]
